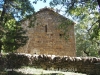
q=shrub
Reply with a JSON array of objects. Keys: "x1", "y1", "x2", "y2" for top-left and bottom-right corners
[{"x1": 6, "y1": 53, "x2": 30, "y2": 69}]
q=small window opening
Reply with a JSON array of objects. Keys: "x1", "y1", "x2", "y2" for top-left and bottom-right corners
[
  {"x1": 37, "y1": 41, "x2": 40, "y2": 43},
  {"x1": 51, "y1": 34, "x2": 53, "y2": 36},
  {"x1": 59, "y1": 34, "x2": 63, "y2": 37},
  {"x1": 45, "y1": 25, "x2": 47, "y2": 32}
]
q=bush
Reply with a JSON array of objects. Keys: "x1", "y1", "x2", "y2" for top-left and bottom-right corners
[
  {"x1": 6, "y1": 53, "x2": 30, "y2": 69},
  {"x1": 0, "y1": 55, "x2": 6, "y2": 71}
]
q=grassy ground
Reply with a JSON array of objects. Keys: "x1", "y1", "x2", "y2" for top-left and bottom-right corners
[
  {"x1": 0, "y1": 66, "x2": 87, "y2": 75},
  {"x1": 13, "y1": 66, "x2": 87, "y2": 75}
]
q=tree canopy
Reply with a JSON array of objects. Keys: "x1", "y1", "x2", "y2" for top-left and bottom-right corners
[
  {"x1": 50, "y1": 0, "x2": 100, "y2": 36},
  {"x1": 0, "y1": 0, "x2": 35, "y2": 53},
  {"x1": 48, "y1": 0, "x2": 100, "y2": 56}
]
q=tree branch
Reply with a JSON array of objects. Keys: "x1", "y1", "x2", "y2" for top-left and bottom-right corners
[
  {"x1": 87, "y1": 20, "x2": 98, "y2": 32},
  {"x1": 97, "y1": 0, "x2": 100, "y2": 7}
]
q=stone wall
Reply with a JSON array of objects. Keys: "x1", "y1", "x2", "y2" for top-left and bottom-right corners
[
  {"x1": 23, "y1": 54, "x2": 100, "y2": 75},
  {"x1": 1, "y1": 53, "x2": 100, "y2": 75},
  {"x1": 17, "y1": 8, "x2": 76, "y2": 57}
]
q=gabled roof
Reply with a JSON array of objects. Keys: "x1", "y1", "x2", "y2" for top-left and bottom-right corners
[
  {"x1": 36, "y1": 7, "x2": 55, "y2": 14},
  {"x1": 36, "y1": 7, "x2": 74, "y2": 24},
  {"x1": 21, "y1": 7, "x2": 74, "y2": 25}
]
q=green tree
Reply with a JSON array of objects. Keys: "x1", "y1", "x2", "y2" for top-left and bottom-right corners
[
  {"x1": 75, "y1": 8, "x2": 100, "y2": 56},
  {"x1": 49, "y1": 0, "x2": 100, "y2": 56},
  {"x1": 0, "y1": 0, "x2": 35, "y2": 53},
  {"x1": 75, "y1": 21, "x2": 99, "y2": 57},
  {"x1": 50, "y1": 0, "x2": 100, "y2": 38},
  {"x1": 2, "y1": 18, "x2": 28, "y2": 52}
]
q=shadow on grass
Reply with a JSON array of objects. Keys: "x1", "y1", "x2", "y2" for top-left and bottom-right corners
[
  {"x1": 0, "y1": 71, "x2": 33, "y2": 75},
  {"x1": 0, "y1": 71, "x2": 64, "y2": 75}
]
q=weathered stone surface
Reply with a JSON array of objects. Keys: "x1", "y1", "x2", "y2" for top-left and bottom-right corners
[{"x1": 17, "y1": 8, "x2": 76, "y2": 56}]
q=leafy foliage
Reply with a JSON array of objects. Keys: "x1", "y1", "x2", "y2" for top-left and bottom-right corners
[
  {"x1": 50, "y1": 0, "x2": 100, "y2": 38},
  {"x1": 1, "y1": 19, "x2": 28, "y2": 52},
  {"x1": 0, "y1": 0, "x2": 35, "y2": 20},
  {"x1": 50, "y1": 0, "x2": 100, "y2": 56},
  {"x1": 76, "y1": 15, "x2": 100, "y2": 56},
  {"x1": 0, "y1": 0, "x2": 35, "y2": 53},
  {"x1": 33, "y1": 0, "x2": 46, "y2": 4},
  {"x1": 6, "y1": 53, "x2": 30, "y2": 68}
]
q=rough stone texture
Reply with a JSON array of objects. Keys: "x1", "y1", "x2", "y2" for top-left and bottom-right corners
[
  {"x1": 17, "y1": 8, "x2": 76, "y2": 56},
  {"x1": 1, "y1": 53, "x2": 100, "y2": 75},
  {"x1": 23, "y1": 54, "x2": 100, "y2": 75}
]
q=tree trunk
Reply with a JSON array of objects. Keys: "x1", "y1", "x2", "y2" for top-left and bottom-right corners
[
  {"x1": 0, "y1": 0, "x2": 7, "y2": 54},
  {"x1": 0, "y1": 41, "x2": 2, "y2": 53},
  {"x1": 83, "y1": 50, "x2": 89, "y2": 56}
]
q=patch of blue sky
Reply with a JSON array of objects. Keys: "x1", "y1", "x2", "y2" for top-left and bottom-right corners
[{"x1": 29, "y1": 0, "x2": 51, "y2": 12}]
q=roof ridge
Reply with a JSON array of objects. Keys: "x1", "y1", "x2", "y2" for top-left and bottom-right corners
[
  {"x1": 39, "y1": 7, "x2": 55, "y2": 12},
  {"x1": 36, "y1": 7, "x2": 55, "y2": 14}
]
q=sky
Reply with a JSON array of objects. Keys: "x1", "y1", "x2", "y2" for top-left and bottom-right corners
[{"x1": 29, "y1": 0, "x2": 51, "y2": 12}]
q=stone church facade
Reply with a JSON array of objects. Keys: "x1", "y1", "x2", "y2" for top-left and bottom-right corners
[{"x1": 17, "y1": 8, "x2": 76, "y2": 56}]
